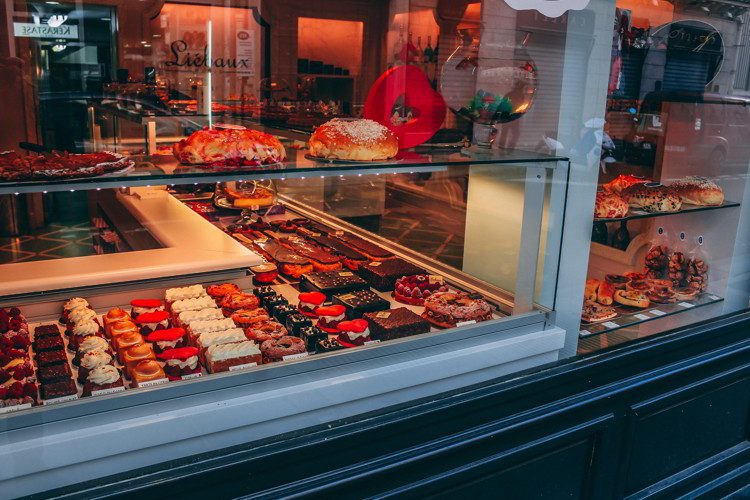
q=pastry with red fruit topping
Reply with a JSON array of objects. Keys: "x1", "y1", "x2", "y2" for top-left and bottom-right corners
[
  {"x1": 134, "y1": 310, "x2": 171, "y2": 335},
  {"x1": 336, "y1": 319, "x2": 371, "y2": 347},
  {"x1": 145, "y1": 327, "x2": 186, "y2": 353},
  {"x1": 158, "y1": 346, "x2": 202, "y2": 380},
  {"x1": 393, "y1": 274, "x2": 450, "y2": 306},
  {"x1": 316, "y1": 305, "x2": 347, "y2": 333},
  {"x1": 129, "y1": 299, "x2": 164, "y2": 318},
  {"x1": 297, "y1": 291, "x2": 326, "y2": 317}
]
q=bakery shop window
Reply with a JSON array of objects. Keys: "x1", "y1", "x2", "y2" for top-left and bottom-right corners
[{"x1": 579, "y1": 1, "x2": 750, "y2": 352}]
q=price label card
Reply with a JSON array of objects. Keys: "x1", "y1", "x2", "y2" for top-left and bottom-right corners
[
  {"x1": 283, "y1": 352, "x2": 309, "y2": 361},
  {"x1": 649, "y1": 309, "x2": 666, "y2": 316},
  {"x1": 602, "y1": 321, "x2": 619, "y2": 329},
  {"x1": 369, "y1": 262, "x2": 382, "y2": 267},
  {"x1": 579, "y1": 330, "x2": 592, "y2": 337},
  {"x1": 428, "y1": 275, "x2": 444, "y2": 284},
  {"x1": 364, "y1": 340, "x2": 381, "y2": 345},
  {"x1": 181, "y1": 372, "x2": 203, "y2": 380},
  {"x1": 339, "y1": 272, "x2": 354, "y2": 277},
  {"x1": 41, "y1": 394, "x2": 79, "y2": 406},
  {"x1": 0, "y1": 402, "x2": 32, "y2": 414},
  {"x1": 135, "y1": 378, "x2": 169, "y2": 388},
  {"x1": 634, "y1": 313, "x2": 650, "y2": 321},
  {"x1": 254, "y1": 237, "x2": 269, "y2": 243},
  {"x1": 91, "y1": 386, "x2": 126, "y2": 397},
  {"x1": 375, "y1": 311, "x2": 391, "y2": 319},
  {"x1": 708, "y1": 295, "x2": 719, "y2": 301},
  {"x1": 456, "y1": 320, "x2": 477, "y2": 327},
  {"x1": 677, "y1": 302, "x2": 695, "y2": 308},
  {"x1": 337, "y1": 293, "x2": 355, "y2": 301},
  {"x1": 229, "y1": 362, "x2": 258, "y2": 372}
]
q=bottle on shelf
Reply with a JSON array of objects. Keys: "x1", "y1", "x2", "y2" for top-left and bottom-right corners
[
  {"x1": 393, "y1": 25, "x2": 404, "y2": 66},
  {"x1": 407, "y1": 31, "x2": 417, "y2": 64},
  {"x1": 612, "y1": 221, "x2": 631, "y2": 250},
  {"x1": 431, "y1": 37, "x2": 439, "y2": 87},
  {"x1": 423, "y1": 35, "x2": 434, "y2": 75},
  {"x1": 416, "y1": 36, "x2": 424, "y2": 69},
  {"x1": 592, "y1": 222, "x2": 609, "y2": 245}
]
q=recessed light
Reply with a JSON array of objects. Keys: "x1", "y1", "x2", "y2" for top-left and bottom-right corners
[{"x1": 46, "y1": 1, "x2": 61, "y2": 4}]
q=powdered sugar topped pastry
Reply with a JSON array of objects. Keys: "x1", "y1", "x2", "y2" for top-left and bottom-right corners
[{"x1": 308, "y1": 119, "x2": 399, "y2": 161}]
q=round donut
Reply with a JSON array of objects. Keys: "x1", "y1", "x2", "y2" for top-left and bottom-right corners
[
  {"x1": 221, "y1": 292, "x2": 260, "y2": 314},
  {"x1": 260, "y1": 335, "x2": 305, "y2": 362},
  {"x1": 231, "y1": 308, "x2": 270, "y2": 327},
  {"x1": 245, "y1": 321, "x2": 288, "y2": 342},
  {"x1": 422, "y1": 291, "x2": 493, "y2": 329},
  {"x1": 207, "y1": 283, "x2": 241, "y2": 302},
  {"x1": 308, "y1": 118, "x2": 398, "y2": 161}
]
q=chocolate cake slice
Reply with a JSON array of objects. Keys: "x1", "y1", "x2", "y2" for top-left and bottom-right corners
[
  {"x1": 333, "y1": 290, "x2": 390, "y2": 319},
  {"x1": 40, "y1": 378, "x2": 77, "y2": 400},
  {"x1": 35, "y1": 349, "x2": 68, "y2": 367},
  {"x1": 37, "y1": 363, "x2": 73, "y2": 384},
  {"x1": 357, "y1": 258, "x2": 426, "y2": 291},
  {"x1": 300, "y1": 271, "x2": 369, "y2": 299},
  {"x1": 277, "y1": 235, "x2": 341, "y2": 266},
  {"x1": 33, "y1": 335, "x2": 65, "y2": 352},
  {"x1": 34, "y1": 324, "x2": 61, "y2": 338},
  {"x1": 363, "y1": 307, "x2": 431, "y2": 341},
  {"x1": 299, "y1": 230, "x2": 368, "y2": 266},
  {"x1": 328, "y1": 231, "x2": 393, "y2": 260}
]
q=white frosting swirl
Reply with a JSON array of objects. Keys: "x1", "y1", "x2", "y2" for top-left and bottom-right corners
[
  {"x1": 198, "y1": 328, "x2": 246, "y2": 348},
  {"x1": 88, "y1": 364, "x2": 120, "y2": 385},
  {"x1": 156, "y1": 339, "x2": 181, "y2": 350},
  {"x1": 206, "y1": 341, "x2": 260, "y2": 362},
  {"x1": 133, "y1": 306, "x2": 162, "y2": 315},
  {"x1": 321, "y1": 312, "x2": 346, "y2": 322},
  {"x1": 346, "y1": 327, "x2": 370, "y2": 341},
  {"x1": 178, "y1": 308, "x2": 224, "y2": 325},
  {"x1": 166, "y1": 355, "x2": 199, "y2": 369},
  {"x1": 190, "y1": 318, "x2": 236, "y2": 335},
  {"x1": 64, "y1": 297, "x2": 88, "y2": 312},
  {"x1": 165, "y1": 285, "x2": 207, "y2": 302},
  {"x1": 171, "y1": 296, "x2": 216, "y2": 313},
  {"x1": 73, "y1": 319, "x2": 100, "y2": 337},
  {"x1": 78, "y1": 336, "x2": 110, "y2": 354},
  {"x1": 81, "y1": 350, "x2": 113, "y2": 370},
  {"x1": 69, "y1": 307, "x2": 96, "y2": 324}
]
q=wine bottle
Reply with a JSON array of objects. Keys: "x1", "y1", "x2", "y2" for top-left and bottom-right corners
[{"x1": 612, "y1": 221, "x2": 631, "y2": 250}]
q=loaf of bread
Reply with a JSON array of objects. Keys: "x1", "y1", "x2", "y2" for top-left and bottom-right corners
[{"x1": 308, "y1": 119, "x2": 399, "y2": 161}]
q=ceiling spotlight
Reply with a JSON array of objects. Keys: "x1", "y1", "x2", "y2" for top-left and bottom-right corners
[{"x1": 51, "y1": 44, "x2": 66, "y2": 52}]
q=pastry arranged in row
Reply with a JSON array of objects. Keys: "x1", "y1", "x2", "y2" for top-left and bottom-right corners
[{"x1": 1, "y1": 308, "x2": 37, "y2": 408}]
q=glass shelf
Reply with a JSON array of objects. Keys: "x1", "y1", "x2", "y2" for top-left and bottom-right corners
[
  {"x1": 579, "y1": 292, "x2": 724, "y2": 338},
  {"x1": 0, "y1": 147, "x2": 567, "y2": 195},
  {"x1": 593, "y1": 200, "x2": 740, "y2": 223}
]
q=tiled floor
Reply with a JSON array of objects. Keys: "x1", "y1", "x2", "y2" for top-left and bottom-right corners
[{"x1": 0, "y1": 223, "x2": 97, "y2": 264}]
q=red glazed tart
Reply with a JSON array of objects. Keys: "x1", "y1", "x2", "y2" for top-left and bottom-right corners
[
  {"x1": 297, "y1": 291, "x2": 326, "y2": 317},
  {"x1": 158, "y1": 346, "x2": 202, "y2": 380},
  {"x1": 145, "y1": 327, "x2": 187, "y2": 353},
  {"x1": 250, "y1": 263, "x2": 279, "y2": 284},
  {"x1": 316, "y1": 305, "x2": 347, "y2": 333},
  {"x1": 129, "y1": 299, "x2": 164, "y2": 318},
  {"x1": 336, "y1": 319, "x2": 371, "y2": 347},
  {"x1": 134, "y1": 310, "x2": 171, "y2": 335},
  {"x1": 393, "y1": 274, "x2": 449, "y2": 306}
]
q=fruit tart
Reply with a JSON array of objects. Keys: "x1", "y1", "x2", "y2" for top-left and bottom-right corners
[{"x1": 393, "y1": 275, "x2": 450, "y2": 306}]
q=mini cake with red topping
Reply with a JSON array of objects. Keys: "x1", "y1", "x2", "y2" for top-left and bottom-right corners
[
  {"x1": 250, "y1": 263, "x2": 279, "y2": 284},
  {"x1": 134, "y1": 310, "x2": 171, "y2": 335},
  {"x1": 297, "y1": 291, "x2": 326, "y2": 317},
  {"x1": 145, "y1": 327, "x2": 186, "y2": 353},
  {"x1": 158, "y1": 346, "x2": 202, "y2": 380},
  {"x1": 315, "y1": 305, "x2": 347, "y2": 333},
  {"x1": 336, "y1": 319, "x2": 371, "y2": 347},
  {"x1": 394, "y1": 275, "x2": 450, "y2": 306},
  {"x1": 129, "y1": 299, "x2": 164, "y2": 318}
]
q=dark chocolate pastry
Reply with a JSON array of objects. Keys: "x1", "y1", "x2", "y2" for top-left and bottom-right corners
[
  {"x1": 34, "y1": 324, "x2": 61, "y2": 338},
  {"x1": 286, "y1": 313, "x2": 313, "y2": 337},
  {"x1": 328, "y1": 231, "x2": 393, "y2": 260},
  {"x1": 37, "y1": 363, "x2": 73, "y2": 384},
  {"x1": 35, "y1": 349, "x2": 68, "y2": 367},
  {"x1": 357, "y1": 259, "x2": 427, "y2": 292},
  {"x1": 253, "y1": 286, "x2": 277, "y2": 306},
  {"x1": 333, "y1": 290, "x2": 390, "y2": 319},
  {"x1": 316, "y1": 338, "x2": 346, "y2": 354},
  {"x1": 252, "y1": 237, "x2": 310, "y2": 266},
  {"x1": 278, "y1": 236, "x2": 341, "y2": 265},
  {"x1": 40, "y1": 379, "x2": 77, "y2": 400},
  {"x1": 33, "y1": 335, "x2": 65, "y2": 352},
  {"x1": 363, "y1": 307, "x2": 431, "y2": 341},
  {"x1": 264, "y1": 295, "x2": 289, "y2": 314},
  {"x1": 302, "y1": 231, "x2": 367, "y2": 261},
  {"x1": 299, "y1": 326, "x2": 327, "y2": 351},
  {"x1": 272, "y1": 304, "x2": 298, "y2": 325},
  {"x1": 300, "y1": 270, "x2": 369, "y2": 299}
]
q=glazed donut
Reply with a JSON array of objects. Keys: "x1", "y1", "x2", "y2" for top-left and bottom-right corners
[
  {"x1": 231, "y1": 308, "x2": 270, "y2": 327},
  {"x1": 422, "y1": 291, "x2": 493, "y2": 329},
  {"x1": 260, "y1": 335, "x2": 305, "y2": 362},
  {"x1": 244, "y1": 321, "x2": 288, "y2": 342},
  {"x1": 207, "y1": 283, "x2": 241, "y2": 303},
  {"x1": 221, "y1": 292, "x2": 260, "y2": 314}
]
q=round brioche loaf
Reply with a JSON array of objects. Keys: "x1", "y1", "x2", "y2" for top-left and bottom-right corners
[{"x1": 308, "y1": 119, "x2": 399, "y2": 161}]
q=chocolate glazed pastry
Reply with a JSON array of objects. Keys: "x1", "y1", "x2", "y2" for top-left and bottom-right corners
[
  {"x1": 297, "y1": 229, "x2": 368, "y2": 269},
  {"x1": 251, "y1": 236, "x2": 313, "y2": 278},
  {"x1": 277, "y1": 235, "x2": 342, "y2": 271},
  {"x1": 327, "y1": 230, "x2": 394, "y2": 260}
]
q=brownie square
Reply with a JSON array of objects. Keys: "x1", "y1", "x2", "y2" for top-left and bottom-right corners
[
  {"x1": 316, "y1": 338, "x2": 345, "y2": 353},
  {"x1": 333, "y1": 290, "x2": 390, "y2": 319},
  {"x1": 34, "y1": 324, "x2": 61, "y2": 338},
  {"x1": 35, "y1": 349, "x2": 68, "y2": 367},
  {"x1": 40, "y1": 378, "x2": 77, "y2": 400},
  {"x1": 357, "y1": 259, "x2": 427, "y2": 292},
  {"x1": 286, "y1": 314, "x2": 313, "y2": 337},
  {"x1": 37, "y1": 363, "x2": 73, "y2": 384},
  {"x1": 33, "y1": 335, "x2": 64, "y2": 352},
  {"x1": 299, "y1": 326, "x2": 327, "y2": 351},
  {"x1": 301, "y1": 271, "x2": 369, "y2": 299},
  {"x1": 264, "y1": 295, "x2": 288, "y2": 313},
  {"x1": 272, "y1": 304, "x2": 297, "y2": 325},
  {"x1": 363, "y1": 307, "x2": 431, "y2": 341}
]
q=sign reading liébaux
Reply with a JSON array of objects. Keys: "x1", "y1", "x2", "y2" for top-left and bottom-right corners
[{"x1": 13, "y1": 22, "x2": 78, "y2": 39}]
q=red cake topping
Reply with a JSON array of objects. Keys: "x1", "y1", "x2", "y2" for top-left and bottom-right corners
[
  {"x1": 298, "y1": 292, "x2": 326, "y2": 305},
  {"x1": 146, "y1": 328, "x2": 186, "y2": 342},
  {"x1": 130, "y1": 299, "x2": 163, "y2": 308},
  {"x1": 158, "y1": 346, "x2": 199, "y2": 361},
  {"x1": 337, "y1": 319, "x2": 369, "y2": 333},
  {"x1": 316, "y1": 305, "x2": 346, "y2": 318},
  {"x1": 135, "y1": 310, "x2": 170, "y2": 324}
]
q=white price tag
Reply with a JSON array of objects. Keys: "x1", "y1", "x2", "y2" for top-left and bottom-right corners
[
  {"x1": 229, "y1": 362, "x2": 258, "y2": 371},
  {"x1": 41, "y1": 394, "x2": 79, "y2": 406},
  {"x1": 579, "y1": 330, "x2": 592, "y2": 337},
  {"x1": 649, "y1": 309, "x2": 666, "y2": 316},
  {"x1": 368, "y1": 261, "x2": 382, "y2": 267},
  {"x1": 677, "y1": 302, "x2": 695, "y2": 308},
  {"x1": 91, "y1": 386, "x2": 126, "y2": 397},
  {"x1": 364, "y1": 340, "x2": 381, "y2": 345},
  {"x1": 283, "y1": 352, "x2": 309, "y2": 361},
  {"x1": 634, "y1": 313, "x2": 650, "y2": 321},
  {"x1": 602, "y1": 321, "x2": 619, "y2": 329},
  {"x1": 135, "y1": 378, "x2": 169, "y2": 388},
  {"x1": 708, "y1": 295, "x2": 719, "y2": 301},
  {"x1": 428, "y1": 275, "x2": 444, "y2": 285},
  {"x1": 0, "y1": 402, "x2": 32, "y2": 414},
  {"x1": 338, "y1": 272, "x2": 354, "y2": 277},
  {"x1": 180, "y1": 372, "x2": 203, "y2": 380},
  {"x1": 456, "y1": 320, "x2": 477, "y2": 327}
]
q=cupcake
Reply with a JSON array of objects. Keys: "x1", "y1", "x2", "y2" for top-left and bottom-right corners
[
  {"x1": 77, "y1": 350, "x2": 114, "y2": 384},
  {"x1": 82, "y1": 365, "x2": 124, "y2": 397},
  {"x1": 73, "y1": 335, "x2": 112, "y2": 366},
  {"x1": 69, "y1": 319, "x2": 104, "y2": 351}
]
